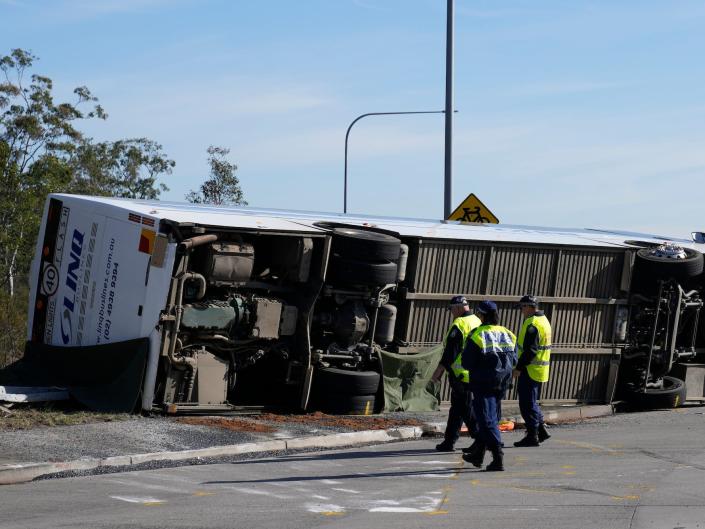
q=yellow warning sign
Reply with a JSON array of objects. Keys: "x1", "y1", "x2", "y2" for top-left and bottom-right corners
[{"x1": 447, "y1": 193, "x2": 499, "y2": 224}]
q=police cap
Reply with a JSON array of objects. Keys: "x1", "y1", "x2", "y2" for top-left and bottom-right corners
[
  {"x1": 476, "y1": 300, "x2": 498, "y2": 314},
  {"x1": 449, "y1": 295, "x2": 468, "y2": 307},
  {"x1": 518, "y1": 295, "x2": 539, "y2": 307}
]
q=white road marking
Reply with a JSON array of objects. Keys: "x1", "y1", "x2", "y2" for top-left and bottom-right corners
[
  {"x1": 332, "y1": 488, "x2": 360, "y2": 494},
  {"x1": 320, "y1": 479, "x2": 342, "y2": 485},
  {"x1": 110, "y1": 496, "x2": 166, "y2": 504},
  {"x1": 369, "y1": 507, "x2": 429, "y2": 513},
  {"x1": 305, "y1": 503, "x2": 346, "y2": 513},
  {"x1": 104, "y1": 478, "x2": 188, "y2": 494},
  {"x1": 312, "y1": 495, "x2": 330, "y2": 500},
  {"x1": 366, "y1": 495, "x2": 443, "y2": 513},
  {"x1": 369, "y1": 499, "x2": 400, "y2": 506},
  {"x1": 224, "y1": 486, "x2": 293, "y2": 500},
  {"x1": 139, "y1": 473, "x2": 200, "y2": 485}
]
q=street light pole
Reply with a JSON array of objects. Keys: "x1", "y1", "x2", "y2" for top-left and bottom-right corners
[
  {"x1": 444, "y1": 0, "x2": 454, "y2": 219},
  {"x1": 343, "y1": 110, "x2": 449, "y2": 214}
]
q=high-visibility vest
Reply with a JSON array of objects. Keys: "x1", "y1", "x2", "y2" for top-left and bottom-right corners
[
  {"x1": 467, "y1": 325, "x2": 517, "y2": 389},
  {"x1": 469, "y1": 325, "x2": 517, "y2": 357},
  {"x1": 518, "y1": 314, "x2": 552, "y2": 383},
  {"x1": 443, "y1": 314, "x2": 481, "y2": 383}
]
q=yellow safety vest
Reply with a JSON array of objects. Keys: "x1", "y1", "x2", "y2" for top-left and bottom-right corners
[
  {"x1": 518, "y1": 314, "x2": 552, "y2": 383},
  {"x1": 443, "y1": 314, "x2": 481, "y2": 383}
]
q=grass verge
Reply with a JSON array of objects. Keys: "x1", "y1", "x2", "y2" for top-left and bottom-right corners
[{"x1": 0, "y1": 403, "x2": 129, "y2": 430}]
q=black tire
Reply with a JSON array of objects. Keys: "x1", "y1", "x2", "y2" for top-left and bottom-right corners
[
  {"x1": 315, "y1": 367, "x2": 381, "y2": 395},
  {"x1": 631, "y1": 247, "x2": 704, "y2": 293},
  {"x1": 319, "y1": 393, "x2": 377, "y2": 415},
  {"x1": 623, "y1": 376, "x2": 687, "y2": 409},
  {"x1": 331, "y1": 228, "x2": 401, "y2": 262},
  {"x1": 328, "y1": 256, "x2": 398, "y2": 286}
]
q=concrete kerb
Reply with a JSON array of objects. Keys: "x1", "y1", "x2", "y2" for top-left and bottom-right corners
[{"x1": 0, "y1": 426, "x2": 424, "y2": 486}]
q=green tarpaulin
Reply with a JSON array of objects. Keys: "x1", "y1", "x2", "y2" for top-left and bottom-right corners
[{"x1": 380, "y1": 345, "x2": 443, "y2": 412}]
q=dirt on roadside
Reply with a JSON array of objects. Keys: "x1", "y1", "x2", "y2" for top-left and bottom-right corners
[
  {"x1": 176, "y1": 417, "x2": 276, "y2": 433},
  {"x1": 254, "y1": 412, "x2": 424, "y2": 431},
  {"x1": 175, "y1": 412, "x2": 424, "y2": 434}
]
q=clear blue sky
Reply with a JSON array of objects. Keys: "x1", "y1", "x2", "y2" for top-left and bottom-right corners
[{"x1": 3, "y1": 0, "x2": 705, "y2": 238}]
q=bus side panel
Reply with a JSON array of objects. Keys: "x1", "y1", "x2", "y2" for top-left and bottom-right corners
[{"x1": 87, "y1": 217, "x2": 173, "y2": 346}]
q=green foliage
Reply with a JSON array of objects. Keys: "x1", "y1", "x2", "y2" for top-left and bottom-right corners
[
  {"x1": 186, "y1": 146, "x2": 246, "y2": 206},
  {"x1": 0, "y1": 48, "x2": 174, "y2": 301},
  {"x1": 0, "y1": 48, "x2": 175, "y2": 366},
  {"x1": 0, "y1": 287, "x2": 28, "y2": 368},
  {"x1": 71, "y1": 138, "x2": 174, "y2": 199}
]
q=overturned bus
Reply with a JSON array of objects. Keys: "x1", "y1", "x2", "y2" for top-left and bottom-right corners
[{"x1": 23, "y1": 194, "x2": 705, "y2": 413}]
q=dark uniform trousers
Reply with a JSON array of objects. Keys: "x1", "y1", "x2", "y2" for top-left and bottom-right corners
[
  {"x1": 518, "y1": 372, "x2": 544, "y2": 430},
  {"x1": 471, "y1": 390, "x2": 503, "y2": 450},
  {"x1": 444, "y1": 380, "x2": 476, "y2": 445}
]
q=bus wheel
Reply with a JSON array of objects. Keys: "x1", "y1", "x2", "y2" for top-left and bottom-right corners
[
  {"x1": 631, "y1": 245, "x2": 703, "y2": 293},
  {"x1": 315, "y1": 367, "x2": 381, "y2": 394},
  {"x1": 330, "y1": 227, "x2": 402, "y2": 262},
  {"x1": 328, "y1": 257, "x2": 398, "y2": 286},
  {"x1": 623, "y1": 376, "x2": 687, "y2": 409}
]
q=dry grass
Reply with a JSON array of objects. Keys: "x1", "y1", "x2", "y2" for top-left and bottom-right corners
[{"x1": 0, "y1": 403, "x2": 129, "y2": 430}]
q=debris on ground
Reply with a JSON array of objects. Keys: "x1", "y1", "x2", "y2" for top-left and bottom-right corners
[
  {"x1": 499, "y1": 420, "x2": 515, "y2": 431},
  {"x1": 254, "y1": 412, "x2": 424, "y2": 431},
  {"x1": 176, "y1": 417, "x2": 275, "y2": 433}
]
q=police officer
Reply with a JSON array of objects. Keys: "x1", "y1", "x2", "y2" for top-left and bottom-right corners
[
  {"x1": 513, "y1": 295, "x2": 552, "y2": 447},
  {"x1": 461, "y1": 300, "x2": 517, "y2": 471},
  {"x1": 432, "y1": 295, "x2": 481, "y2": 452}
]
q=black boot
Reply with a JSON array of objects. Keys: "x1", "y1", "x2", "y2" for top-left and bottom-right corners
[
  {"x1": 485, "y1": 447, "x2": 504, "y2": 472},
  {"x1": 462, "y1": 439, "x2": 480, "y2": 454},
  {"x1": 514, "y1": 428, "x2": 540, "y2": 447},
  {"x1": 435, "y1": 441, "x2": 455, "y2": 452},
  {"x1": 462, "y1": 444, "x2": 486, "y2": 468},
  {"x1": 538, "y1": 423, "x2": 551, "y2": 443}
]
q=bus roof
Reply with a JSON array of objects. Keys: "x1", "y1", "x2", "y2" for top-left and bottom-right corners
[{"x1": 51, "y1": 194, "x2": 697, "y2": 250}]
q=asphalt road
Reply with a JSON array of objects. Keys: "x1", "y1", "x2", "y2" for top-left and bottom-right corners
[{"x1": 1, "y1": 407, "x2": 705, "y2": 529}]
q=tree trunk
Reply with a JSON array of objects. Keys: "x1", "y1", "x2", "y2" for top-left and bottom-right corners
[{"x1": 8, "y1": 245, "x2": 17, "y2": 298}]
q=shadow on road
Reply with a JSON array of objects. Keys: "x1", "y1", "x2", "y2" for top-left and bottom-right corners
[
  {"x1": 203, "y1": 447, "x2": 478, "y2": 485},
  {"x1": 203, "y1": 466, "x2": 476, "y2": 485},
  {"x1": 227, "y1": 447, "x2": 442, "y2": 466}
]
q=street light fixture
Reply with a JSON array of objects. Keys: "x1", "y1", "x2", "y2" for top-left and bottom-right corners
[{"x1": 343, "y1": 110, "x2": 455, "y2": 214}]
